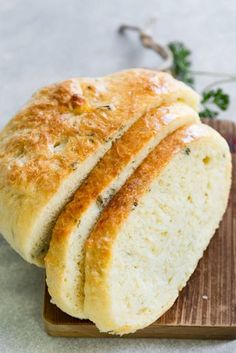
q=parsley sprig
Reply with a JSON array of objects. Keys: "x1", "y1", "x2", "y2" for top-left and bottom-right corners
[
  {"x1": 168, "y1": 42, "x2": 194, "y2": 86},
  {"x1": 168, "y1": 42, "x2": 231, "y2": 118},
  {"x1": 199, "y1": 89, "x2": 230, "y2": 118}
]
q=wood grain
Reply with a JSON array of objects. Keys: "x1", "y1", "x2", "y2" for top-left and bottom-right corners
[{"x1": 43, "y1": 119, "x2": 236, "y2": 339}]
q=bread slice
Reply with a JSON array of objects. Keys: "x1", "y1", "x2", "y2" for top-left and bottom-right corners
[
  {"x1": 45, "y1": 102, "x2": 200, "y2": 318},
  {"x1": 0, "y1": 69, "x2": 199, "y2": 266},
  {"x1": 84, "y1": 123, "x2": 231, "y2": 335}
]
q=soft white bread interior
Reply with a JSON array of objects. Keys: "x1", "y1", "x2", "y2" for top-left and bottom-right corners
[
  {"x1": 0, "y1": 69, "x2": 199, "y2": 266},
  {"x1": 45, "y1": 102, "x2": 200, "y2": 318},
  {"x1": 84, "y1": 123, "x2": 231, "y2": 335}
]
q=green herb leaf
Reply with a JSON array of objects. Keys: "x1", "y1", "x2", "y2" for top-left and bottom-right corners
[
  {"x1": 199, "y1": 108, "x2": 219, "y2": 119},
  {"x1": 184, "y1": 147, "x2": 191, "y2": 155},
  {"x1": 199, "y1": 88, "x2": 230, "y2": 119},
  {"x1": 168, "y1": 41, "x2": 194, "y2": 86},
  {"x1": 201, "y1": 88, "x2": 230, "y2": 110}
]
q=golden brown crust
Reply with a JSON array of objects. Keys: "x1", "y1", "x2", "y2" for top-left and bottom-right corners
[
  {"x1": 0, "y1": 70, "x2": 198, "y2": 197},
  {"x1": 85, "y1": 124, "x2": 214, "y2": 276},
  {"x1": 0, "y1": 68, "x2": 199, "y2": 263},
  {"x1": 0, "y1": 70, "x2": 166, "y2": 195}
]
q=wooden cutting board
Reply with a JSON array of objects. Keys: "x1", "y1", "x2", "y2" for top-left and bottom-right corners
[{"x1": 43, "y1": 119, "x2": 236, "y2": 339}]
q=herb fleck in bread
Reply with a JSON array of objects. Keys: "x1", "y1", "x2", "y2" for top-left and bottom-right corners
[
  {"x1": 45, "y1": 102, "x2": 200, "y2": 318},
  {"x1": 84, "y1": 123, "x2": 231, "y2": 335},
  {"x1": 0, "y1": 69, "x2": 199, "y2": 266}
]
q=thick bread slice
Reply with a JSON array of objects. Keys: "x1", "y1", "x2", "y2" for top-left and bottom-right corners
[
  {"x1": 84, "y1": 123, "x2": 232, "y2": 335},
  {"x1": 45, "y1": 102, "x2": 200, "y2": 318},
  {"x1": 0, "y1": 69, "x2": 199, "y2": 266}
]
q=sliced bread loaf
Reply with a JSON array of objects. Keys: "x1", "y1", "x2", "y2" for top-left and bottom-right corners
[
  {"x1": 45, "y1": 102, "x2": 200, "y2": 318},
  {"x1": 84, "y1": 123, "x2": 231, "y2": 335},
  {"x1": 0, "y1": 69, "x2": 199, "y2": 266}
]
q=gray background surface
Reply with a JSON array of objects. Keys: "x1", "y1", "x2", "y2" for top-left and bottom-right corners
[{"x1": 0, "y1": 0, "x2": 236, "y2": 352}]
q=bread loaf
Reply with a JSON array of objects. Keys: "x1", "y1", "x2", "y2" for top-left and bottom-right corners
[
  {"x1": 45, "y1": 102, "x2": 200, "y2": 318},
  {"x1": 0, "y1": 69, "x2": 199, "y2": 266},
  {"x1": 84, "y1": 123, "x2": 231, "y2": 335}
]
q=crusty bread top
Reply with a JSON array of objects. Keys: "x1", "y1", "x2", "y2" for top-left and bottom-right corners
[
  {"x1": 0, "y1": 69, "x2": 198, "y2": 202},
  {"x1": 85, "y1": 124, "x2": 229, "y2": 264}
]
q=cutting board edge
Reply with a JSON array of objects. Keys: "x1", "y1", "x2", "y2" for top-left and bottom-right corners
[{"x1": 43, "y1": 313, "x2": 236, "y2": 339}]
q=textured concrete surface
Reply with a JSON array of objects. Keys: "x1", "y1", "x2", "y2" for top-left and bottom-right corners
[{"x1": 0, "y1": 0, "x2": 236, "y2": 352}]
